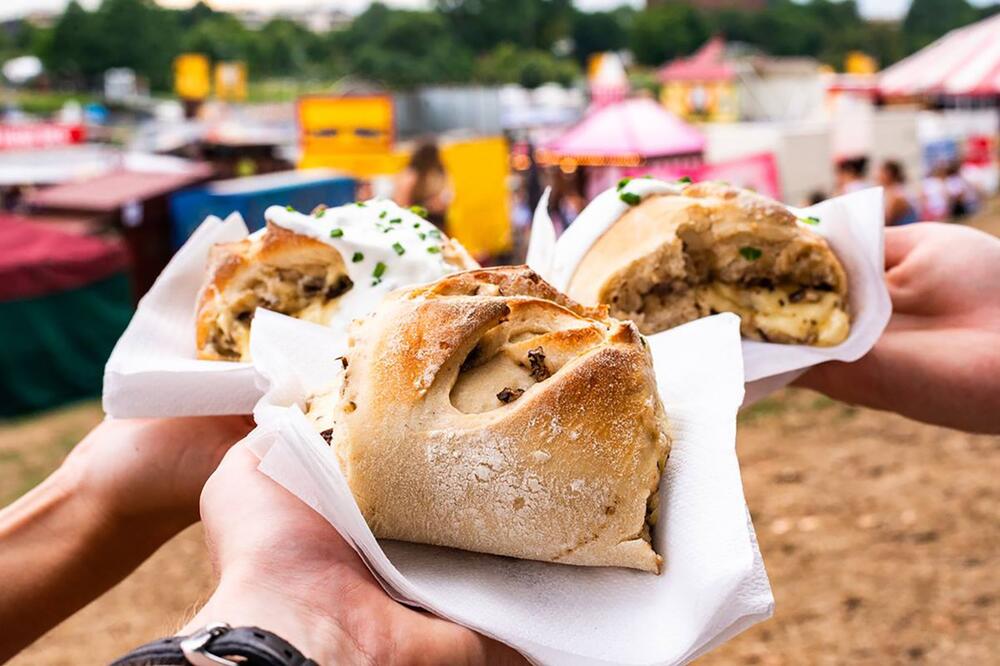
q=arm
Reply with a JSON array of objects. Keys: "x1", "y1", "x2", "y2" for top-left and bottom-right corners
[
  {"x1": 176, "y1": 444, "x2": 527, "y2": 665},
  {"x1": 797, "y1": 223, "x2": 1000, "y2": 433},
  {"x1": 0, "y1": 416, "x2": 251, "y2": 661}
]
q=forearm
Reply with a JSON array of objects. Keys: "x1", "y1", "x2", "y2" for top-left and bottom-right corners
[
  {"x1": 799, "y1": 327, "x2": 1000, "y2": 433},
  {"x1": 0, "y1": 464, "x2": 181, "y2": 661}
]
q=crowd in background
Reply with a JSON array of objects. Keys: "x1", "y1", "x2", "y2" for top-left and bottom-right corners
[{"x1": 832, "y1": 155, "x2": 982, "y2": 226}]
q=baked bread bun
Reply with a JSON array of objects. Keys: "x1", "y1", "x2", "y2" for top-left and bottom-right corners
[
  {"x1": 306, "y1": 266, "x2": 670, "y2": 573},
  {"x1": 196, "y1": 201, "x2": 476, "y2": 361},
  {"x1": 566, "y1": 180, "x2": 850, "y2": 346}
]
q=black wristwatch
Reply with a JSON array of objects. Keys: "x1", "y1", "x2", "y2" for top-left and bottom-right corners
[{"x1": 109, "y1": 623, "x2": 319, "y2": 666}]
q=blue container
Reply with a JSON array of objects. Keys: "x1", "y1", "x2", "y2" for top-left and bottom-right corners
[{"x1": 169, "y1": 170, "x2": 357, "y2": 248}]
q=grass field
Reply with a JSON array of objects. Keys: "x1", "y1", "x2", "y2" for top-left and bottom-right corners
[{"x1": 4, "y1": 208, "x2": 999, "y2": 664}]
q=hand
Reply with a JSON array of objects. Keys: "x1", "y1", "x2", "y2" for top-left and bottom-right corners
[
  {"x1": 0, "y1": 415, "x2": 252, "y2": 661},
  {"x1": 186, "y1": 443, "x2": 527, "y2": 665},
  {"x1": 67, "y1": 415, "x2": 255, "y2": 533},
  {"x1": 797, "y1": 223, "x2": 1000, "y2": 433}
]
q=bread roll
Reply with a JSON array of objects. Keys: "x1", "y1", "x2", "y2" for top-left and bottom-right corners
[
  {"x1": 567, "y1": 181, "x2": 850, "y2": 346},
  {"x1": 306, "y1": 266, "x2": 670, "y2": 573},
  {"x1": 195, "y1": 201, "x2": 476, "y2": 361}
]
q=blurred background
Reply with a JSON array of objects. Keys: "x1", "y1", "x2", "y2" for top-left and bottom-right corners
[{"x1": 1, "y1": 0, "x2": 998, "y2": 663}]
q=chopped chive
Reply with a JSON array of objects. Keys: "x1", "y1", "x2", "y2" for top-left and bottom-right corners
[
  {"x1": 372, "y1": 261, "x2": 386, "y2": 278},
  {"x1": 677, "y1": 176, "x2": 693, "y2": 184},
  {"x1": 392, "y1": 242, "x2": 405, "y2": 256},
  {"x1": 371, "y1": 279, "x2": 381, "y2": 286},
  {"x1": 427, "y1": 229, "x2": 441, "y2": 238},
  {"x1": 427, "y1": 246, "x2": 441, "y2": 254},
  {"x1": 314, "y1": 208, "x2": 325, "y2": 218},
  {"x1": 379, "y1": 210, "x2": 386, "y2": 219},
  {"x1": 285, "y1": 204, "x2": 295, "y2": 211},
  {"x1": 389, "y1": 218, "x2": 401, "y2": 224},
  {"x1": 413, "y1": 222, "x2": 420, "y2": 228},
  {"x1": 801, "y1": 216, "x2": 820, "y2": 226},
  {"x1": 329, "y1": 228, "x2": 344, "y2": 238},
  {"x1": 418, "y1": 232, "x2": 426, "y2": 240},
  {"x1": 351, "y1": 251, "x2": 364, "y2": 262},
  {"x1": 355, "y1": 201, "x2": 366, "y2": 207},
  {"x1": 616, "y1": 177, "x2": 631, "y2": 191},
  {"x1": 740, "y1": 246, "x2": 762, "y2": 261},
  {"x1": 619, "y1": 192, "x2": 641, "y2": 206},
  {"x1": 409, "y1": 205, "x2": 429, "y2": 219}
]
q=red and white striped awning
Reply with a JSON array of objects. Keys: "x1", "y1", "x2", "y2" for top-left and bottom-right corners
[{"x1": 880, "y1": 12, "x2": 1000, "y2": 97}]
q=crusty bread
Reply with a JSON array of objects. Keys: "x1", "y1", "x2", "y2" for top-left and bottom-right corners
[
  {"x1": 195, "y1": 219, "x2": 476, "y2": 362},
  {"x1": 306, "y1": 266, "x2": 670, "y2": 573},
  {"x1": 195, "y1": 222, "x2": 351, "y2": 361},
  {"x1": 568, "y1": 182, "x2": 850, "y2": 346}
]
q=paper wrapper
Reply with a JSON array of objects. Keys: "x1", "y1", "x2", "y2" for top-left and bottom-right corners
[
  {"x1": 103, "y1": 214, "x2": 264, "y2": 417},
  {"x1": 527, "y1": 187, "x2": 892, "y2": 406},
  {"x1": 244, "y1": 308, "x2": 773, "y2": 665}
]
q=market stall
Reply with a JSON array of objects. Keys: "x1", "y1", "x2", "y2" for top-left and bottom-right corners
[{"x1": 0, "y1": 214, "x2": 132, "y2": 415}]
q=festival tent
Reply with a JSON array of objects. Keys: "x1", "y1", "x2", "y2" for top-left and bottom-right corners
[
  {"x1": 658, "y1": 36, "x2": 735, "y2": 83},
  {"x1": 0, "y1": 214, "x2": 132, "y2": 415},
  {"x1": 26, "y1": 162, "x2": 212, "y2": 298},
  {"x1": 537, "y1": 97, "x2": 705, "y2": 167},
  {"x1": 880, "y1": 12, "x2": 1000, "y2": 97}
]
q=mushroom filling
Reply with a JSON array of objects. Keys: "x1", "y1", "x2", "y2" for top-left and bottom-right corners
[{"x1": 208, "y1": 267, "x2": 353, "y2": 360}]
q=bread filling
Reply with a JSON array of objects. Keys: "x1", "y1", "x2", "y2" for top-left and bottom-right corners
[{"x1": 206, "y1": 266, "x2": 352, "y2": 361}]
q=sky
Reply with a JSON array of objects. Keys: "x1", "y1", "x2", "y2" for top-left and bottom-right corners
[{"x1": 2, "y1": 0, "x2": 998, "y2": 23}]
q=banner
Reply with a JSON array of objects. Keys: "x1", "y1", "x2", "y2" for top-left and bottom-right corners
[{"x1": 0, "y1": 123, "x2": 85, "y2": 151}]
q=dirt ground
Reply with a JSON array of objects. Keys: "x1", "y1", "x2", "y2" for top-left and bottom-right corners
[{"x1": 4, "y1": 210, "x2": 999, "y2": 665}]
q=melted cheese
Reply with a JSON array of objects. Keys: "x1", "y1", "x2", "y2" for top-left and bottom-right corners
[{"x1": 697, "y1": 283, "x2": 849, "y2": 346}]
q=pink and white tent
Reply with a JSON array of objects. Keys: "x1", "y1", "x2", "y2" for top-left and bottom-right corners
[
  {"x1": 880, "y1": 13, "x2": 1000, "y2": 97},
  {"x1": 539, "y1": 97, "x2": 705, "y2": 166}
]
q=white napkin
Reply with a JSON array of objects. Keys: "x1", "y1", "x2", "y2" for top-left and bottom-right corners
[
  {"x1": 245, "y1": 310, "x2": 773, "y2": 665},
  {"x1": 103, "y1": 214, "x2": 264, "y2": 417},
  {"x1": 527, "y1": 186, "x2": 892, "y2": 404}
]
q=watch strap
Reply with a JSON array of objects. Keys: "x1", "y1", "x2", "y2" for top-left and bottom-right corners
[{"x1": 110, "y1": 624, "x2": 319, "y2": 666}]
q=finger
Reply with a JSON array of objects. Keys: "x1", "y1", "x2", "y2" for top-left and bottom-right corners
[{"x1": 883, "y1": 225, "x2": 923, "y2": 270}]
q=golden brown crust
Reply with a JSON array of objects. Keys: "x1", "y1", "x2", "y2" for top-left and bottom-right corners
[
  {"x1": 306, "y1": 266, "x2": 670, "y2": 572},
  {"x1": 194, "y1": 221, "x2": 479, "y2": 362},
  {"x1": 195, "y1": 222, "x2": 350, "y2": 361},
  {"x1": 568, "y1": 183, "x2": 850, "y2": 345}
]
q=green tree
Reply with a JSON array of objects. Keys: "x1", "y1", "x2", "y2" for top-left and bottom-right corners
[
  {"x1": 181, "y1": 14, "x2": 251, "y2": 63},
  {"x1": 44, "y1": 1, "x2": 103, "y2": 84},
  {"x1": 343, "y1": 8, "x2": 474, "y2": 87},
  {"x1": 475, "y1": 43, "x2": 580, "y2": 88},
  {"x1": 570, "y1": 8, "x2": 630, "y2": 64},
  {"x1": 903, "y1": 0, "x2": 978, "y2": 52},
  {"x1": 435, "y1": 0, "x2": 573, "y2": 53},
  {"x1": 94, "y1": 0, "x2": 181, "y2": 90},
  {"x1": 629, "y1": 4, "x2": 708, "y2": 66}
]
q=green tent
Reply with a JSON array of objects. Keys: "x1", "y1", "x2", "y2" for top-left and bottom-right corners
[{"x1": 0, "y1": 215, "x2": 133, "y2": 416}]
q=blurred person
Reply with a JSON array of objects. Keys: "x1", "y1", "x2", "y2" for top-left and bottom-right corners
[
  {"x1": 877, "y1": 160, "x2": 919, "y2": 226},
  {"x1": 798, "y1": 223, "x2": 1000, "y2": 434},
  {"x1": 105, "y1": 443, "x2": 527, "y2": 666},
  {"x1": 0, "y1": 416, "x2": 253, "y2": 662},
  {"x1": 805, "y1": 190, "x2": 827, "y2": 206},
  {"x1": 547, "y1": 166, "x2": 587, "y2": 232},
  {"x1": 835, "y1": 157, "x2": 869, "y2": 195},
  {"x1": 919, "y1": 163, "x2": 950, "y2": 221},
  {"x1": 355, "y1": 178, "x2": 374, "y2": 201},
  {"x1": 394, "y1": 140, "x2": 452, "y2": 229},
  {"x1": 945, "y1": 161, "x2": 980, "y2": 219}
]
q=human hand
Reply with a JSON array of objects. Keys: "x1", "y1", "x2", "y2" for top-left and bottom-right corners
[
  {"x1": 66, "y1": 415, "x2": 254, "y2": 535},
  {"x1": 797, "y1": 223, "x2": 1000, "y2": 433},
  {"x1": 0, "y1": 415, "x2": 252, "y2": 661},
  {"x1": 185, "y1": 443, "x2": 527, "y2": 665}
]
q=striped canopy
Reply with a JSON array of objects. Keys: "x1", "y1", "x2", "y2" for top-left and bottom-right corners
[{"x1": 880, "y1": 13, "x2": 1000, "y2": 97}]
